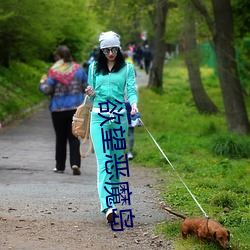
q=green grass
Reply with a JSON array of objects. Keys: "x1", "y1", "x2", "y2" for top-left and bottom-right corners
[
  {"x1": 0, "y1": 60, "x2": 50, "y2": 123},
  {"x1": 132, "y1": 58, "x2": 250, "y2": 250}
]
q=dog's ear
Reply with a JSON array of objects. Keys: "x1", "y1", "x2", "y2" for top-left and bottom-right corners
[
  {"x1": 227, "y1": 230, "x2": 230, "y2": 240},
  {"x1": 213, "y1": 231, "x2": 217, "y2": 240}
]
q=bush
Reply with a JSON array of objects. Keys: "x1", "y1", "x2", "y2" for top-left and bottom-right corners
[{"x1": 210, "y1": 135, "x2": 250, "y2": 159}]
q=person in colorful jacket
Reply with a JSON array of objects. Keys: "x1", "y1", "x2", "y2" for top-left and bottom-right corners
[
  {"x1": 85, "y1": 31, "x2": 138, "y2": 223},
  {"x1": 39, "y1": 45, "x2": 88, "y2": 175}
]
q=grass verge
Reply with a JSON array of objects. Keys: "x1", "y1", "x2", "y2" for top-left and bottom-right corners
[
  {"x1": 0, "y1": 60, "x2": 50, "y2": 125},
  {"x1": 132, "y1": 58, "x2": 250, "y2": 250}
]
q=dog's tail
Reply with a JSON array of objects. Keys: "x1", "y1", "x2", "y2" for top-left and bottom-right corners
[{"x1": 161, "y1": 206, "x2": 187, "y2": 220}]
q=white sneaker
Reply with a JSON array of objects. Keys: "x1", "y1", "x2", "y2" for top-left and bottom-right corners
[
  {"x1": 53, "y1": 168, "x2": 64, "y2": 173},
  {"x1": 128, "y1": 152, "x2": 133, "y2": 160}
]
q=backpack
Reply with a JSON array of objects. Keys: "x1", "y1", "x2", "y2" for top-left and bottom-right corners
[{"x1": 72, "y1": 95, "x2": 93, "y2": 158}]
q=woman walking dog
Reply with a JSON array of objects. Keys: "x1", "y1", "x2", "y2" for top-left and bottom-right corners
[{"x1": 85, "y1": 31, "x2": 138, "y2": 223}]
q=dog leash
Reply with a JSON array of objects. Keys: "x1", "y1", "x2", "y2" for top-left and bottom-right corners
[{"x1": 139, "y1": 118, "x2": 209, "y2": 218}]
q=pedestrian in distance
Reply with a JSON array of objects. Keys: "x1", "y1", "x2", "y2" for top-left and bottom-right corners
[
  {"x1": 85, "y1": 31, "x2": 138, "y2": 223},
  {"x1": 39, "y1": 45, "x2": 88, "y2": 175},
  {"x1": 123, "y1": 51, "x2": 137, "y2": 160},
  {"x1": 134, "y1": 44, "x2": 144, "y2": 69},
  {"x1": 143, "y1": 44, "x2": 152, "y2": 74},
  {"x1": 84, "y1": 46, "x2": 100, "y2": 73},
  {"x1": 125, "y1": 101, "x2": 135, "y2": 160}
]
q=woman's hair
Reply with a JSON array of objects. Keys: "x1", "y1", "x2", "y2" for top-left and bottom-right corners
[
  {"x1": 95, "y1": 48, "x2": 126, "y2": 75},
  {"x1": 54, "y1": 45, "x2": 73, "y2": 63}
]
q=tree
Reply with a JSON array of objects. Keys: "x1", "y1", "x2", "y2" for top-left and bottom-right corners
[
  {"x1": 148, "y1": 0, "x2": 177, "y2": 89},
  {"x1": 91, "y1": 0, "x2": 155, "y2": 47},
  {"x1": 184, "y1": 1, "x2": 218, "y2": 114},
  {"x1": 232, "y1": 0, "x2": 250, "y2": 40},
  {"x1": 191, "y1": 0, "x2": 250, "y2": 134},
  {"x1": 232, "y1": 0, "x2": 250, "y2": 96},
  {"x1": 0, "y1": 0, "x2": 98, "y2": 66}
]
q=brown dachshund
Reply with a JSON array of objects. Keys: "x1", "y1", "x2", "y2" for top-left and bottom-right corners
[{"x1": 162, "y1": 207, "x2": 231, "y2": 249}]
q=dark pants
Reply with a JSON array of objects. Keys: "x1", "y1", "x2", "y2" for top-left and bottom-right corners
[
  {"x1": 51, "y1": 110, "x2": 80, "y2": 171},
  {"x1": 125, "y1": 102, "x2": 134, "y2": 152},
  {"x1": 144, "y1": 59, "x2": 151, "y2": 74},
  {"x1": 128, "y1": 127, "x2": 134, "y2": 152}
]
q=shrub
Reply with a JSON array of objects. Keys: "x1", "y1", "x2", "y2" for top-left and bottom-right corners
[
  {"x1": 210, "y1": 135, "x2": 250, "y2": 159},
  {"x1": 210, "y1": 191, "x2": 237, "y2": 209}
]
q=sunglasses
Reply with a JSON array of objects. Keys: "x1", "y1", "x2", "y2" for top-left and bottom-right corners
[{"x1": 102, "y1": 47, "x2": 119, "y2": 55}]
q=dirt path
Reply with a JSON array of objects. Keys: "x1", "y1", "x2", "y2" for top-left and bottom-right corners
[{"x1": 0, "y1": 70, "x2": 174, "y2": 250}]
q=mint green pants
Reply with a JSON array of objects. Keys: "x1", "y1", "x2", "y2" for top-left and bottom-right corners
[{"x1": 90, "y1": 110, "x2": 128, "y2": 212}]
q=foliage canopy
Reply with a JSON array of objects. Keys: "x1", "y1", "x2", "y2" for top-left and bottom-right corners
[{"x1": 0, "y1": 0, "x2": 99, "y2": 66}]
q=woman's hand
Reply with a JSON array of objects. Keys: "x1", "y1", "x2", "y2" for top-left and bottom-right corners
[
  {"x1": 85, "y1": 86, "x2": 96, "y2": 97},
  {"x1": 131, "y1": 103, "x2": 138, "y2": 116}
]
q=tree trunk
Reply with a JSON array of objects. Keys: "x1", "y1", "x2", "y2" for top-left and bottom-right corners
[
  {"x1": 147, "y1": 0, "x2": 169, "y2": 90},
  {"x1": 191, "y1": 0, "x2": 250, "y2": 134},
  {"x1": 212, "y1": 0, "x2": 250, "y2": 134},
  {"x1": 184, "y1": 4, "x2": 218, "y2": 114}
]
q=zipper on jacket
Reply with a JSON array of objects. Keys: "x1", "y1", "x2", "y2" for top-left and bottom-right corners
[{"x1": 108, "y1": 72, "x2": 111, "y2": 99}]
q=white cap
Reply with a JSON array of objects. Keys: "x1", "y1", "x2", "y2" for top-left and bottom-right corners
[{"x1": 99, "y1": 31, "x2": 121, "y2": 49}]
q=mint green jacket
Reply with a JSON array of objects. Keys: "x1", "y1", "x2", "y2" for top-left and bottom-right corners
[{"x1": 87, "y1": 62, "x2": 138, "y2": 109}]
